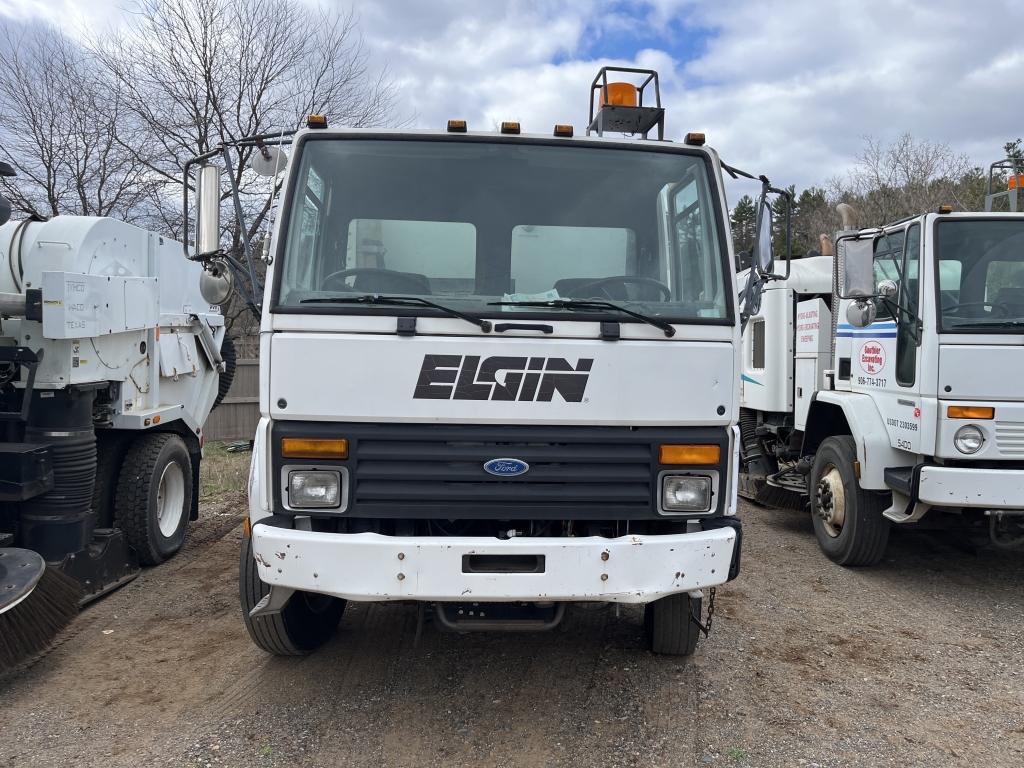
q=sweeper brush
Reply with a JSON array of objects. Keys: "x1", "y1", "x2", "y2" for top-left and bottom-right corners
[{"x1": 0, "y1": 548, "x2": 80, "y2": 672}]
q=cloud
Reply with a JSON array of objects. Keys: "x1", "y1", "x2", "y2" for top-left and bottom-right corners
[{"x1": 4, "y1": 0, "x2": 1024, "y2": 200}]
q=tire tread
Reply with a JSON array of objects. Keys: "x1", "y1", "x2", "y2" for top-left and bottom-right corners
[
  {"x1": 114, "y1": 432, "x2": 190, "y2": 566},
  {"x1": 811, "y1": 436, "x2": 890, "y2": 566}
]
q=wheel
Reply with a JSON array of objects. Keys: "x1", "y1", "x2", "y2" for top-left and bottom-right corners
[
  {"x1": 809, "y1": 436, "x2": 890, "y2": 566},
  {"x1": 239, "y1": 536, "x2": 345, "y2": 655},
  {"x1": 114, "y1": 432, "x2": 193, "y2": 566},
  {"x1": 212, "y1": 335, "x2": 237, "y2": 411},
  {"x1": 645, "y1": 593, "x2": 700, "y2": 656}
]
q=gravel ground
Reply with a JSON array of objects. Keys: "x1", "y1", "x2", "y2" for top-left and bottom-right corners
[{"x1": 1, "y1": 495, "x2": 1022, "y2": 767}]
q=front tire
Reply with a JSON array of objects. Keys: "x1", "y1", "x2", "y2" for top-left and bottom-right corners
[
  {"x1": 239, "y1": 536, "x2": 345, "y2": 655},
  {"x1": 645, "y1": 593, "x2": 700, "y2": 656},
  {"x1": 114, "y1": 432, "x2": 193, "y2": 565},
  {"x1": 809, "y1": 436, "x2": 890, "y2": 566}
]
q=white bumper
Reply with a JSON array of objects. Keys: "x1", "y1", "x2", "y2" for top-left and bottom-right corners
[
  {"x1": 250, "y1": 525, "x2": 738, "y2": 604},
  {"x1": 918, "y1": 466, "x2": 1024, "y2": 509}
]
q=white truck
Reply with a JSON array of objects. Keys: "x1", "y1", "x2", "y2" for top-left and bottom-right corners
[
  {"x1": 738, "y1": 167, "x2": 1024, "y2": 565},
  {"x1": 195, "y1": 69, "x2": 768, "y2": 655}
]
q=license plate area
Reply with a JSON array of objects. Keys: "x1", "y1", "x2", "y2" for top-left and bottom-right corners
[{"x1": 461, "y1": 554, "x2": 546, "y2": 574}]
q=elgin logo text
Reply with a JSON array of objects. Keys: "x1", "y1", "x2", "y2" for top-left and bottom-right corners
[{"x1": 414, "y1": 355, "x2": 593, "y2": 402}]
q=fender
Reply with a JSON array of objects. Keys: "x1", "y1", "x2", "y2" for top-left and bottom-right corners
[{"x1": 802, "y1": 391, "x2": 907, "y2": 490}]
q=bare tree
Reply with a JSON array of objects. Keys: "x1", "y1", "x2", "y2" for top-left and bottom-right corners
[
  {"x1": 94, "y1": 0, "x2": 398, "y2": 335},
  {"x1": 838, "y1": 133, "x2": 978, "y2": 226},
  {"x1": 0, "y1": 22, "x2": 155, "y2": 220}
]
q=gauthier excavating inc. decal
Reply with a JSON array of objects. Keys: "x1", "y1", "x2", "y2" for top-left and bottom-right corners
[
  {"x1": 859, "y1": 340, "x2": 886, "y2": 375},
  {"x1": 413, "y1": 355, "x2": 593, "y2": 402}
]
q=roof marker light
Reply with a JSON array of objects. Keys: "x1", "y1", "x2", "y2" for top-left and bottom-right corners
[
  {"x1": 447, "y1": 119, "x2": 467, "y2": 133},
  {"x1": 500, "y1": 121, "x2": 521, "y2": 135},
  {"x1": 307, "y1": 114, "x2": 328, "y2": 129},
  {"x1": 684, "y1": 132, "x2": 706, "y2": 146},
  {"x1": 553, "y1": 124, "x2": 573, "y2": 137}
]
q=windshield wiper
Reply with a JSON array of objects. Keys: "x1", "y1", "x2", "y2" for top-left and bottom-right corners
[
  {"x1": 946, "y1": 319, "x2": 1024, "y2": 330},
  {"x1": 301, "y1": 294, "x2": 492, "y2": 332},
  {"x1": 489, "y1": 299, "x2": 675, "y2": 337}
]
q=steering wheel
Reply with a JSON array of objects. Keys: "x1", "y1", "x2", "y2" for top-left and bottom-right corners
[
  {"x1": 941, "y1": 300, "x2": 1009, "y2": 317},
  {"x1": 321, "y1": 267, "x2": 427, "y2": 294},
  {"x1": 571, "y1": 276, "x2": 672, "y2": 302}
]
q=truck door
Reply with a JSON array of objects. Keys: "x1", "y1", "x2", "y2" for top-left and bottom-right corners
[
  {"x1": 847, "y1": 225, "x2": 923, "y2": 454},
  {"x1": 843, "y1": 228, "x2": 925, "y2": 456}
]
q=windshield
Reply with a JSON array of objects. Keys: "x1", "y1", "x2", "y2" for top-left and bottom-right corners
[
  {"x1": 274, "y1": 137, "x2": 730, "y2": 323},
  {"x1": 935, "y1": 219, "x2": 1024, "y2": 331}
]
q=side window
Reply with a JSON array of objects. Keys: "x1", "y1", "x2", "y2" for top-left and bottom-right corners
[
  {"x1": 751, "y1": 319, "x2": 766, "y2": 369},
  {"x1": 284, "y1": 167, "x2": 324, "y2": 295},
  {"x1": 872, "y1": 230, "x2": 904, "y2": 319},
  {"x1": 896, "y1": 224, "x2": 920, "y2": 387},
  {"x1": 672, "y1": 178, "x2": 721, "y2": 309}
]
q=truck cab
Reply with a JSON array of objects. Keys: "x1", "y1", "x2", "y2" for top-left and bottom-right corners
[
  {"x1": 221, "y1": 70, "x2": 745, "y2": 655},
  {"x1": 740, "y1": 185, "x2": 1024, "y2": 565}
]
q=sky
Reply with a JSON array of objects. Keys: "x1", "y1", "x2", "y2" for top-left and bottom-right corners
[{"x1": 1, "y1": 0, "x2": 1023, "y2": 202}]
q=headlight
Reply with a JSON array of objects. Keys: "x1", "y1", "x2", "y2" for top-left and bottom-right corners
[
  {"x1": 288, "y1": 470, "x2": 342, "y2": 508},
  {"x1": 661, "y1": 474, "x2": 712, "y2": 513},
  {"x1": 953, "y1": 425, "x2": 985, "y2": 455}
]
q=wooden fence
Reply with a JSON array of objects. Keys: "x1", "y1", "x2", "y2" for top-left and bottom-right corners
[{"x1": 204, "y1": 359, "x2": 260, "y2": 442}]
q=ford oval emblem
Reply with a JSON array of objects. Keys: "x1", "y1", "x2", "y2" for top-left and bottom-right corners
[{"x1": 483, "y1": 458, "x2": 530, "y2": 477}]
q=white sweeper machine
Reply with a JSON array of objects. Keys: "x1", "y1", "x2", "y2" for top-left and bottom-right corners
[
  {"x1": 0, "y1": 159, "x2": 238, "y2": 671},
  {"x1": 737, "y1": 158, "x2": 1024, "y2": 565},
  {"x1": 179, "y1": 68, "x2": 799, "y2": 656}
]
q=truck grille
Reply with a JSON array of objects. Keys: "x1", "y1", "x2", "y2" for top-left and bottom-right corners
[
  {"x1": 994, "y1": 421, "x2": 1024, "y2": 457},
  {"x1": 277, "y1": 423, "x2": 727, "y2": 520},
  {"x1": 352, "y1": 425, "x2": 652, "y2": 518}
]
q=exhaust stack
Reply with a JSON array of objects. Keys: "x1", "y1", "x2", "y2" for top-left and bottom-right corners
[{"x1": 836, "y1": 203, "x2": 858, "y2": 230}]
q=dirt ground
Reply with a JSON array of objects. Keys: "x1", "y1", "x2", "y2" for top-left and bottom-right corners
[{"x1": 2, "y1": 489, "x2": 1023, "y2": 767}]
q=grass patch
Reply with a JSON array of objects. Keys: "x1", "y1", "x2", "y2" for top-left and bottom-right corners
[{"x1": 200, "y1": 441, "x2": 251, "y2": 502}]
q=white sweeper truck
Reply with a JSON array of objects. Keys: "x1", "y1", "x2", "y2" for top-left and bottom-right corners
[
  {"x1": 738, "y1": 161, "x2": 1024, "y2": 565},
  {"x1": 0, "y1": 157, "x2": 238, "y2": 671}
]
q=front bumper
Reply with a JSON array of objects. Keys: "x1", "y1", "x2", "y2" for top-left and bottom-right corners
[
  {"x1": 917, "y1": 466, "x2": 1024, "y2": 509},
  {"x1": 250, "y1": 520, "x2": 740, "y2": 604}
]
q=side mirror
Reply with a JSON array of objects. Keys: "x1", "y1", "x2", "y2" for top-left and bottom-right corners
[
  {"x1": 195, "y1": 164, "x2": 223, "y2": 257},
  {"x1": 199, "y1": 257, "x2": 234, "y2": 307},
  {"x1": 0, "y1": 192, "x2": 11, "y2": 227},
  {"x1": 751, "y1": 199, "x2": 774, "y2": 276},
  {"x1": 847, "y1": 299, "x2": 877, "y2": 328},
  {"x1": 877, "y1": 279, "x2": 898, "y2": 299},
  {"x1": 838, "y1": 237, "x2": 875, "y2": 298}
]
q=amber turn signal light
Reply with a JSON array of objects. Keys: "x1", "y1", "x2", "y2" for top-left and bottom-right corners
[
  {"x1": 659, "y1": 444, "x2": 721, "y2": 465},
  {"x1": 281, "y1": 437, "x2": 349, "y2": 459},
  {"x1": 947, "y1": 406, "x2": 994, "y2": 420}
]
